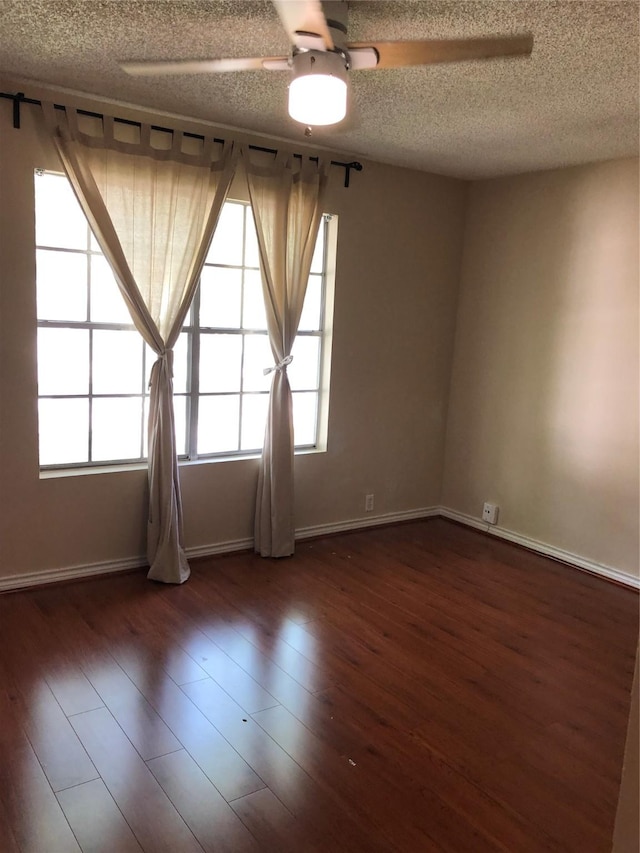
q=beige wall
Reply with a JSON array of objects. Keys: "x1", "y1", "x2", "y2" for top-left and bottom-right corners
[
  {"x1": 0, "y1": 95, "x2": 467, "y2": 580},
  {"x1": 442, "y1": 158, "x2": 639, "y2": 579}
]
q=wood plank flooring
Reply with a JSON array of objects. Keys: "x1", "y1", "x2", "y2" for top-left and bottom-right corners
[{"x1": 0, "y1": 519, "x2": 637, "y2": 852}]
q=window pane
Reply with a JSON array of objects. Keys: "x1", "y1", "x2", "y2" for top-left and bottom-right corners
[
  {"x1": 242, "y1": 269, "x2": 268, "y2": 330},
  {"x1": 200, "y1": 266, "x2": 242, "y2": 328},
  {"x1": 173, "y1": 333, "x2": 189, "y2": 394},
  {"x1": 173, "y1": 395, "x2": 187, "y2": 456},
  {"x1": 198, "y1": 395, "x2": 240, "y2": 454},
  {"x1": 35, "y1": 172, "x2": 88, "y2": 251},
  {"x1": 244, "y1": 211, "x2": 260, "y2": 268},
  {"x1": 241, "y1": 394, "x2": 268, "y2": 451},
  {"x1": 310, "y1": 223, "x2": 324, "y2": 274},
  {"x1": 292, "y1": 391, "x2": 318, "y2": 446},
  {"x1": 38, "y1": 398, "x2": 89, "y2": 465},
  {"x1": 242, "y1": 334, "x2": 272, "y2": 392},
  {"x1": 289, "y1": 336, "x2": 320, "y2": 391},
  {"x1": 37, "y1": 328, "x2": 89, "y2": 395},
  {"x1": 200, "y1": 334, "x2": 242, "y2": 392},
  {"x1": 298, "y1": 275, "x2": 322, "y2": 331},
  {"x1": 93, "y1": 330, "x2": 143, "y2": 394},
  {"x1": 36, "y1": 249, "x2": 87, "y2": 321},
  {"x1": 143, "y1": 396, "x2": 149, "y2": 458},
  {"x1": 92, "y1": 397, "x2": 143, "y2": 461},
  {"x1": 206, "y1": 202, "x2": 244, "y2": 266},
  {"x1": 90, "y1": 255, "x2": 131, "y2": 324}
]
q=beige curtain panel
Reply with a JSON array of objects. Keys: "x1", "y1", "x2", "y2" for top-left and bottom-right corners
[
  {"x1": 244, "y1": 148, "x2": 328, "y2": 557},
  {"x1": 43, "y1": 103, "x2": 237, "y2": 583}
]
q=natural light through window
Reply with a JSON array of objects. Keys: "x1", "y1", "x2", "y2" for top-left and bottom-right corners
[{"x1": 35, "y1": 170, "x2": 333, "y2": 469}]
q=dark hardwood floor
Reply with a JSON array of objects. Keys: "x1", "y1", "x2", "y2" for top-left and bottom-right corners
[{"x1": 0, "y1": 519, "x2": 637, "y2": 852}]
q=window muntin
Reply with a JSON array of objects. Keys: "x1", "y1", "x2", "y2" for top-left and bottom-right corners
[{"x1": 34, "y1": 171, "x2": 331, "y2": 469}]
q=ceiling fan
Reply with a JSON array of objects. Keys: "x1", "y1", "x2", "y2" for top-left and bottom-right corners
[{"x1": 120, "y1": 0, "x2": 534, "y2": 127}]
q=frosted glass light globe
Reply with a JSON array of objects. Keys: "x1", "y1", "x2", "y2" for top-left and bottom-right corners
[{"x1": 288, "y1": 50, "x2": 348, "y2": 126}]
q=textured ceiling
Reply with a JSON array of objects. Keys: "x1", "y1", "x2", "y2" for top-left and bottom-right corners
[{"x1": 0, "y1": 0, "x2": 638, "y2": 178}]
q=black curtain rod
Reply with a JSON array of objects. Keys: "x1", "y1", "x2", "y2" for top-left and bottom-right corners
[{"x1": 2, "y1": 91, "x2": 363, "y2": 188}]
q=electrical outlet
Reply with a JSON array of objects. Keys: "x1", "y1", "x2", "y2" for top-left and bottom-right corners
[
  {"x1": 365, "y1": 494, "x2": 374, "y2": 512},
  {"x1": 482, "y1": 502, "x2": 499, "y2": 524}
]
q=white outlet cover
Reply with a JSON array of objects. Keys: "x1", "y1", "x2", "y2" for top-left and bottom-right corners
[{"x1": 483, "y1": 503, "x2": 499, "y2": 524}]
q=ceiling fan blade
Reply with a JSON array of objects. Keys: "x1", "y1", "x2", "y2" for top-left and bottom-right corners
[
  {"x1": 272, "y1": 0, "x2": 333, "y2": 50},
  {"x1": 294, "y1": 32, "x2": 326, "y2": 51},
  {"x1": 120, "y1": 56, "x2": 289, "y2": 75},
  {"x1": 348, "y1": 47, "x2": 378, "y2": 71},
  {"x1": 347, "y1": 34, "x2": 534, "y2": 70},
  {"x1": 261, "y1": 58, "x2": 291, "y2": 71}
]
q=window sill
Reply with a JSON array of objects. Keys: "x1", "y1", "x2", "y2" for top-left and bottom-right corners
[
  {"x1": 40, "y1": 461, "x2": 148, "y2": 479},
  {"x1": 38, "y1": 445, "x2": 326, "y2": 479}
]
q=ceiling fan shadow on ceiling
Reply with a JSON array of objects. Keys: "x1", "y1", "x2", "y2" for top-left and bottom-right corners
[{"x1": 119, "y1": 0, "x2": 534, "y2": 128}]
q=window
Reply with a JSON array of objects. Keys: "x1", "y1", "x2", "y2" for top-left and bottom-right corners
[{"x1": 34, "y1": 170, "x2": 333, "y2": 468}]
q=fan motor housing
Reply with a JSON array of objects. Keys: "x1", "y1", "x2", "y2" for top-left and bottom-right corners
[{"x1": 291, "y1": 49, "x2": 348, "y2": 82}]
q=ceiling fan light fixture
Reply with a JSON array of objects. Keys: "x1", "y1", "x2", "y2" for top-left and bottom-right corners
[{"x1": 288, "y1": 49, "x2": 348, "y2": 126}]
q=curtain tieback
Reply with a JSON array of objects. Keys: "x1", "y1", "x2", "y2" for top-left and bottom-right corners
[
  {"x1": 149, "y1": 350, "x2": 174, "y2": 387},
  {"x1": 263, "y1": 355, "x2": 293, "y2": 376}
]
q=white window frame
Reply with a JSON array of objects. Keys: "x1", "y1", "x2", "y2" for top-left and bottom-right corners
[{"x1": 35, "y1": 172, "x2": 335, "y2": 472}]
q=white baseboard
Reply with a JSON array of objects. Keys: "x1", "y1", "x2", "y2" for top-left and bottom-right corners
[
  {"x1": 0, "y1": 554, "x2": 147, "y2": 593},
  {"x1": 439, "y1": 506, "x2": 490, "y2": 532},
  {"x1": 186, "y1": 538, "x2": 253, "y2": 560},
  {"x1": 0, "y1": 507, "x2": 441, "y2": 592},
  {"x1": 1, "y1": 504, "x2": 636, "y2": 592},
  {"x1": 187, "y1": 507, "x2": 441, "y2": 562},
  {"x1": 0, "y1": 538, "x2": 257, "y2": 592},
  {"x1": 439, "y1": 506, "x2": 640, "y2": 590},
  {"x1": 296, "y1": 506, "x2": 441, "y2": 540}
]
